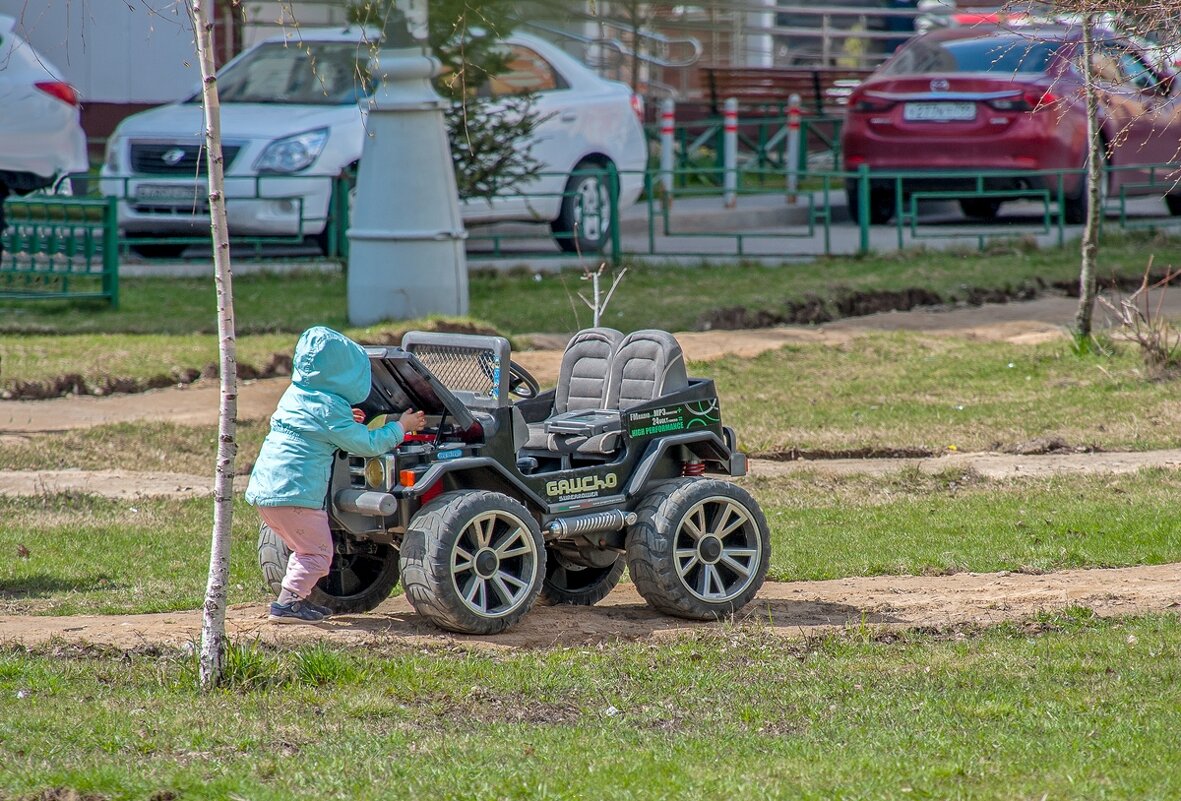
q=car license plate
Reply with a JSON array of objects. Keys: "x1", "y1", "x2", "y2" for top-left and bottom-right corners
[
  {"x1": 903, "y1": 102, "x2": 976, "y2": 122},
  {"x1": 135, "y1": 184, "x2": 205, "y2": 205}
]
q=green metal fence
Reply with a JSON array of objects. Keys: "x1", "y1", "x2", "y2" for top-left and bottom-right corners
[
  {"x1": 0, "y1": 195, "x2": 118, "y2": 307},
  {"x1": 71, "y1": 158, "x2": 1181, "y2": 269}
]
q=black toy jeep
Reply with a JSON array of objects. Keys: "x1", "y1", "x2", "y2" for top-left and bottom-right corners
[{"x1": 258, "y1": 328, "x2": 770, "y2": 634}]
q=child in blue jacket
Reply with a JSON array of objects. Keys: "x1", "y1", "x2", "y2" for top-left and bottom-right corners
[{"x1": 246, "y1": 326, "x2": 424, "y2": 624}]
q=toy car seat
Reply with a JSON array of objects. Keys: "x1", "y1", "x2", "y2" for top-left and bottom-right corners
[
  {"x1": 525, "y1": 327, "x2": 622, "y2": 449},
  {"x1": 604, "y1": 329, "x2": 688, "y2": 411},
  {"x1": 534, "y1": 329, "x2": 689, "y2": 461}
]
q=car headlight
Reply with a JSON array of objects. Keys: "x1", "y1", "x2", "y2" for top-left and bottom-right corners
[
  {"x1": 254, "y1": 128, "x2": 328, "y2": 173},
  {"x1": 364, "y1": 455, "x2": 396, "y2": 491},
  {"x1": 104, "y1": 136, "x2": 121, "y2": 172}
]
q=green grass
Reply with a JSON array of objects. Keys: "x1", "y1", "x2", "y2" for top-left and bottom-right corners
[
  {"x1": 8, "y1": 331, "x2": 1181, "y2": 453},
  {"x1": 0, "y1": 421, "x2": 269, "y2": 476},
  {"x1": 4, "y1": 469, "x2": 1180, "y2": 614},
  {"x1": 3, "y1": 230, "x2": 1178, "y2": 393},
  {"x1": 719, "y1": 333, "x2": 1181, "y2": 453},
  {"x1": 752, "y1": 467, "x2": 1181, "y2": 581},
  {"x1": 2, "y1": 230, "x2": 1177, "y2": 339},
  {"x1": 1, "y1": 615, "x2": 1180, "y2": 799},
  {"x1": 0, "y1": 495, "x2": 271, "y2": 615}
]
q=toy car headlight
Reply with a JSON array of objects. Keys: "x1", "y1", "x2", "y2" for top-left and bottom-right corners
[
  {"x1": 364, "y1": 455, "x2": 396, "y2": 491},
  {"x1": 255, "y1": 128, "x2": 328, "y2": 173}
]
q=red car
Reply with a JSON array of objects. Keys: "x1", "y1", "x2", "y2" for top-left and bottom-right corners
[{"x1": 841, "y1": 25, "x2": 1181, "y2": 223}]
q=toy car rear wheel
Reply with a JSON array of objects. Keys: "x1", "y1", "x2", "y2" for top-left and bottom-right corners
[
  {"x1": 400, "y1": 491, "x2": 545, "y2": 634},
  {"x1": 257, "y1": 523, "x2": 401, "y2": 614},
  {"x1": 626, "y1": 479, "x2": 769, "y2": 620},
  {"x1": 539, "y1": 547, "x2": 625, "y2": 606}
]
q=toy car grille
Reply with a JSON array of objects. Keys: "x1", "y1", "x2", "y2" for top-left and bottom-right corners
[{"x1": 411, "y1": 344, "x2": 501, "y2": 401}]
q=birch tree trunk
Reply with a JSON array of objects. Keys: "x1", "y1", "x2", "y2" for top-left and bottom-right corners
[
  {"x1": 192, "y1": 0, "x2": 239, "y2": 691},
  {"x1": 1073, "y1": 11, "x2": 1102, "y2": 340}
]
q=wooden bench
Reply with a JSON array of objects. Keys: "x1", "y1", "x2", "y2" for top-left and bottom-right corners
[{"x1": 702, "y1": 66, "x2": 872, "y2": 117}]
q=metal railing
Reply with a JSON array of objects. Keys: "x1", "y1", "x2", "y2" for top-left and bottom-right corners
[
  {"x1": 0, "y1": 196, "x2": 119, "y2": 307},
  {"x1": 38, "y1": 160, "x2": 1181, "y2": 276}
]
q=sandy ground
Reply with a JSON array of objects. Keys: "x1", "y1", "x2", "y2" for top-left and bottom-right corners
[
  {"x1": 2, "y1": 296, "x2": 1179, "y2": 650},
  {"x1": 0, "y1": 564, "x2": 1175, "y2": 651}
]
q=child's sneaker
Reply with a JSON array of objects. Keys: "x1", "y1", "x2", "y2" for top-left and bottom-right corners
[
  {"x1": 303, "y1": 599, "x2": 334, "y2": 618},
  {"x1": 268, "y1": 599, "x2": 326, "y2": 624}
]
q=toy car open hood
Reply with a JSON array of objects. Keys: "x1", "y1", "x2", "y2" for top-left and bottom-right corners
[{"x1": 359, "y1": 346, "x2": 476, "y2": 430}]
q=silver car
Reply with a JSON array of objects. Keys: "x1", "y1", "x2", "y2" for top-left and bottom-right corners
[{"x1": 99, "y1": 29, "x2": 647, "y2": 256}]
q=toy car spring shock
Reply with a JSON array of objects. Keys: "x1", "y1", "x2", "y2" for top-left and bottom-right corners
[{"x1": 682, "y1": 459, "x2": 705, "y2": 477}]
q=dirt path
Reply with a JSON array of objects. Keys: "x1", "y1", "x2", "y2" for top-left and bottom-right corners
[
  {"x1": 6, "y1": 442, "x2": 1181, "y2": 503},
  {"x1": 0, "y1": 312, "x2": 1065, "y2": 434},
  {"x1": 2, "y1": 298, "x2": 1175, "y2": 651},
  {"x1": 1, "y1": 563, "x2": 1175, "y2": 651}
]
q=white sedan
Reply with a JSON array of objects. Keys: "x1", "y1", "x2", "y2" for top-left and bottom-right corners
[
  {"x1": 0, "y1": 14, "x2": 88, "y2": 227},
  {"x1": 99, "y1": 29, "x2": 648, "y2": 256}
]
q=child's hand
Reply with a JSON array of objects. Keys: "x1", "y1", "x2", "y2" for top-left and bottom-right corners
[
  {"x1": 399, "y1": 409, "x2": 426, "y2": 434},
  {"x1": 352, "y1": 408, "x2": 366, "y2": 424}
]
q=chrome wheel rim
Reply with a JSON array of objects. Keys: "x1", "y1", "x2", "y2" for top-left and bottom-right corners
[
  {"x1": 450, "y1": 510, "x2": 538, "y2": 618},
  {"x1": 573, "y1": 175, "x2": 609, "y2": 242},
  {"x1": 673, "y1": 496, "x2": 762, "y2": 603}
]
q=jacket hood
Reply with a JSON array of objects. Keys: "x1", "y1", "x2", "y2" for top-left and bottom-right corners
[{"x1": 291, "y1": 326, "x2": 372, "y2": 404}]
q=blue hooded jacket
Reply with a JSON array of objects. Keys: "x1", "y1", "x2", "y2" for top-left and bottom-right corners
[{"x1": 245, "y1": 326, "x2": 405, "y2": 509}]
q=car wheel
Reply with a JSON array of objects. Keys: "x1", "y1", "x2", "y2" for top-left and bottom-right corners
[
  {"x1": 551, "y1": 159, "x2": 616, "y2": 254},
  {"x1": 400, "y1": 491, "x2": 545, "y2": 634},
  {"x1": 959, "y1": 198, "x2": 1002, "y2": 220},
  {"x1": 257, "y1": 523, "x2": 401, "y2": 614},
  {"x1": 844, "y1": 179, "x2": 895, "y2": 225},
  {"x1": 128, "y1": 241, "x2": 189, "y2": 259},
  {"x1": 0, "y1": 183, "x2": 9, "y2": 260},
  {"x1": 626, "y1": 478, "x2": 770, "y2": 620},
  {"x1": 1165, "y1": 194, "x2": 1181, "y2": 216},
  {"x1": 314, "y1": 171, "x2": 356, "y2": 257},
  {"x1": 538, "y1": 546, "x2": 625, "y2": 606},
  {"x1": 1063, "y1": 149, "x2": 1108, "y2": 225}
]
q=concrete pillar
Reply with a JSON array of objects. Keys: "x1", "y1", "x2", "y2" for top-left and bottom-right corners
[{"x1": 347, "y1": 1, "x2": 468, "y2": 326}]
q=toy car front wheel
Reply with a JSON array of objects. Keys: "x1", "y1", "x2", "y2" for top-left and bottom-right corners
[
  {"x1": 626, "y1": 479, "x2": 769, "y2": 620},
  {"x1": 257, "y1": 523, "x2": 401, "y2": 614},
  {"x1": 400, "y1": 491, "x2": 545, "y2": 634}
]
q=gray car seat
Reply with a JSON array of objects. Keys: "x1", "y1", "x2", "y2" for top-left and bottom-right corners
[
  {"x1": 604, "y1": 329, "x2": 689, "y2": 411},
  {"x1": 524, "y1": 327, "x2": 623, "y2": 450},
  {"x1": 536, "y1": 329, "x2": 690, "y2": 459}
]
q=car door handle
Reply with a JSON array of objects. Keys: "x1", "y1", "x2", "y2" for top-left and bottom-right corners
[{"x1": 560, "y1": 111, "x2": 578, "y2": 122}]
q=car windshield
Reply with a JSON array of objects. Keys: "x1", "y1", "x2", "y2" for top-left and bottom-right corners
[
  {"x1": 883, "y1": 36, "x2": 1061, "y2": 75},
  {"x1": 207, "y1": 42, "x2": 372, "y2": 105}
]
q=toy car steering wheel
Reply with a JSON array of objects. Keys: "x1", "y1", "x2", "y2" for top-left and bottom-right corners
[{"x1": 507, "y1": 360, "x2": 540, "y2": 399}]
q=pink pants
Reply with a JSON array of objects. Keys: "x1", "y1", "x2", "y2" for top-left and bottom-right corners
[{"x1": 259, "y1": 506, "x2": 333, "y2": 598}]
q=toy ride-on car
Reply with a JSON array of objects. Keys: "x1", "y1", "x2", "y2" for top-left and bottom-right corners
[{"x1": 258, "y1": 328, "x2": 770, "y2": 634}]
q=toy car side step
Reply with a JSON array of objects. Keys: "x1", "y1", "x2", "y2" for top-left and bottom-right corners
[{"x1": 546, "y1": 509, "x2": 638, "y2": 538}]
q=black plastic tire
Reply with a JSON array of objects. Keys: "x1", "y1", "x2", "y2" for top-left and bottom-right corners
[
  {"x1": 314, "y1": 170, "x2": 356, "y2": 257},
  {"x1": 551, "y1": 159, "x2": 615, "y2": 253},
  {"x1": 539, "y1": 548, "x2": 625, "y2": 606},
  {"x1": 1063, "y1": 150, "x2": 1108, "y2": 225},
  {"x1": 626, "y1": 478, "x2": 770, "y2": 620},
  {"x1": 959, "y1": 198, "x2": 1002, "y2": 220},
  {"x1": 128, "y1": 241, "x2": 188, "y2": 259},
  {"x1": 257, "y1": 522, "x2": 401, "y2": 614},
  {"x1": 400, "y1": 491, "x2": 545, "y2": 634},
  {"x1": 0, "y1": 183, "x2": 8, "y2": 261},
  {"x1": 1166, "y1": 194, "x2": 1181, "y2": 216},
  {"x1": 844, "y1": 179, "x2": 895, "y2": 224}
]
